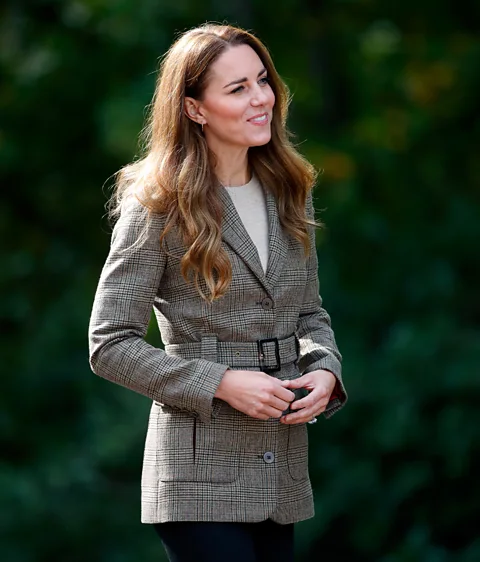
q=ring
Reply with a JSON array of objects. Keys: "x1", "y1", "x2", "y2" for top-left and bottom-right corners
[{"x1": 308, "y1": 417, "x2": 317, "y2": 424}]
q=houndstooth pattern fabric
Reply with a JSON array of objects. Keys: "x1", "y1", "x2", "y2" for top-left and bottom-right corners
[{"x1": 88, "y1": 186, "x2": 347, "y2": 524}]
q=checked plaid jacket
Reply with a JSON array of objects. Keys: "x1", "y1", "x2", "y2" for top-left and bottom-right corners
[{"x1": 88, "y1": 185, "x2": 347, "y2": 524}]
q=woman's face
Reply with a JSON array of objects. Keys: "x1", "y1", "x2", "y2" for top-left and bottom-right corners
[{"x1": 187, "y1": 44, "x2": 276, "y2": 153}]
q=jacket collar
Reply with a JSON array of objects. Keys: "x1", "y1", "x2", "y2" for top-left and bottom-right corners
[{"x1": 218, "y1": 185, "x2": 288, "y2": 298}]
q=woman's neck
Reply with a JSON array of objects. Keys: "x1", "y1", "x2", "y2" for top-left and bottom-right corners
[{"x1": 211, "y1": 146, "x2": 250, "y2": 187}]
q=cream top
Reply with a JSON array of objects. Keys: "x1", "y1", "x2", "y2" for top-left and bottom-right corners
[{"x1": 225, "y1": 175, "x2": 269, "y2": 273}]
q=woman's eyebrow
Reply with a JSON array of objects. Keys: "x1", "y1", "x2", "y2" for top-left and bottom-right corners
[{"x1": 223, "y1": 68, "x2": 267, "y2": 89}]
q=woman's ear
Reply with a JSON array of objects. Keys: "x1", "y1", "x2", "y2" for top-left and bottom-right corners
[{"x1": 184, "y1": 97, "x2": 206, "y2": 125}]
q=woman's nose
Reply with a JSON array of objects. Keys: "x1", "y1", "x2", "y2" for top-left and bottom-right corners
[{"x1": 251, "y1": 85, "x2": 269, "y2": 106}]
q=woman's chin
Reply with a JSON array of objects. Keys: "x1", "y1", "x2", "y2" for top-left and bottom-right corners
[{"x1": 247, "y1": 133, "x2": 272, "y2": 148}]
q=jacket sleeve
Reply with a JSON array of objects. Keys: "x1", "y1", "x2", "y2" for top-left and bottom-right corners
[
  {"x1": 88, "y1": 197, "x2": 229, "y2": 423},
  {"x1": 296, "y1": 193, "x2": 347, "y2": 418}
]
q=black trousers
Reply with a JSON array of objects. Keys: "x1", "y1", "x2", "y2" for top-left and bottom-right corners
[{"x1": 153, "y1": 519, "x2": 295, "y2": 562}]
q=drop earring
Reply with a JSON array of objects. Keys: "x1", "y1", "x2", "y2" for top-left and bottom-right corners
[{"x1": 201, "y1": 122, "x2": 204, "y2": 133}]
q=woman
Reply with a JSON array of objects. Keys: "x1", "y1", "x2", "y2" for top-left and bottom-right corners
[{"x1": 89, "y1": 23, "x2": 347, "y2": 562}]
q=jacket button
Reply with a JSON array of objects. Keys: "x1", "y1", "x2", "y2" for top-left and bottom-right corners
[
  {"x1": 263, "y1": 451, "x2": 275, "y2": 464},
  {"x1": 261, "y1": 297, "x2": 273, "y2": 310}
]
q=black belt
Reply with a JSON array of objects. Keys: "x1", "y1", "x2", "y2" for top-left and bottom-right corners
[{"x1": 165, "y1": 333, "x2": 299, "y2": 373}]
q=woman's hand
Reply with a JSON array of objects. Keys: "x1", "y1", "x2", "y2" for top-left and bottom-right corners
[
  {"x1": 280, "y1": 369, "x2": 337, "y2": 424},
  {"x1": 215, "y1": 370, "x2": 295, "y2": 420}
]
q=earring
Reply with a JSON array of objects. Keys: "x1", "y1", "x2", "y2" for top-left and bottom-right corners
[{"x1": 201, "y1": 122, "x2": 204, "y2": 133}]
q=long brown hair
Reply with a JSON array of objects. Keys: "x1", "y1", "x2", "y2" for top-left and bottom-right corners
[{"x1": 110, "y1": 23, "x2": 318, "y2": 301}]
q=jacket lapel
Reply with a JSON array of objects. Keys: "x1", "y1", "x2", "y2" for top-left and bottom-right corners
[
  {"x1": 263, "y1": 188, "x2": 288, "y2": 289},
  {"x1": 218, "y1": 186, "x2": 288, "y2": 297}
]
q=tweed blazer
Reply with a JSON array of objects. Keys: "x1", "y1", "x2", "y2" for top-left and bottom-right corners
[{"x1": 88, "y1": 185, "x2": 347, "y2": 525}]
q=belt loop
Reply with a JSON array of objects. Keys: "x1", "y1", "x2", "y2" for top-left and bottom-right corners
[{"x1": 201, "y1": 334, "x2": 218, "y2": 363}]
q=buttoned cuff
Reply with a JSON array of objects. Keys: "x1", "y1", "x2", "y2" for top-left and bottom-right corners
[{"x1": 184, "y1": 361, "x2": 230, "y2": 424}]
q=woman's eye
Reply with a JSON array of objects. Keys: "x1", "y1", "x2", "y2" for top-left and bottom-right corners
[{"x1": 230, "y1": 76, "x2": 268, "y2": 94}]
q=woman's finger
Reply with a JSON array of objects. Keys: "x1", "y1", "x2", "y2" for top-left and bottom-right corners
[
  {"x1": 268, "y1": 395, "x2": 292, "y2": 412},
  {"x1": 281, "y1": 400, "x2": 329, "y2": 424},
  {"x1": 280, "y1": 375, "x2": 308, "y2": 389},
  {"x1": 281, "y1": 410, "x2": 316, "y2": 424},
  {"x1": 289, "y1": 387, "x2": 329, "y2": 410},
  {"x1": 263, "y1": 405, "x2": 285, "y2": 419}
]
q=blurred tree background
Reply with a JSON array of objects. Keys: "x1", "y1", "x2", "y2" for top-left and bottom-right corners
[{"x1": 1, "y1": 0, "x2": 479, "y2": 560}]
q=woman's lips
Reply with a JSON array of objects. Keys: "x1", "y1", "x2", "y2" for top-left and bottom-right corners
[{"x1": 247, "y1": 113, "x2": 269, "y2": 125}]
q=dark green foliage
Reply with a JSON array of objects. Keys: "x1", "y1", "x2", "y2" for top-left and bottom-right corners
[{"x1": 1, "y1": 1, "x2": 478, "y2": 560}]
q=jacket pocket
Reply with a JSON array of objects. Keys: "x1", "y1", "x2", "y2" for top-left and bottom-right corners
[
  {"x1": 286, "y1": 424, "x2": 310, "y2": 481},
  {"x1": 149, "y1": 403, "x2": 239, "y2": 483}
]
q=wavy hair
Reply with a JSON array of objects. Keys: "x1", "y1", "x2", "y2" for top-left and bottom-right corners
[{"x1": 110, "y1": 23, "x2": 318, "y2": 301}]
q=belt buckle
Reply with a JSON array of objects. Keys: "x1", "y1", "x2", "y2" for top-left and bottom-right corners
[{"x1": 257, "y1": 337, "x2": 281, "y2": 373}]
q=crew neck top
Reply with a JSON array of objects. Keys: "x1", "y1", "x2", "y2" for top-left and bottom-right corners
[{"x1": 225, "y1": 175, "x2": 269, "y2": 273}]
